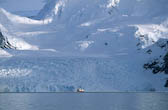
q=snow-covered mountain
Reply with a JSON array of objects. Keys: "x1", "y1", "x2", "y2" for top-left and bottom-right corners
[{"x1": 0, "y1": 0, "x2": 168, "y2": 92}]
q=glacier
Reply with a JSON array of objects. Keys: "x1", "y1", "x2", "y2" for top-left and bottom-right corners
[{"x1": 0, "y1": 0, "x2": 168, "y2": 92}]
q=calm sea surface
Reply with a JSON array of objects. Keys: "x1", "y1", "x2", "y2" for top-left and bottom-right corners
[{"x1": 0, "y1": 93, "x2": 168, "y2": 110}]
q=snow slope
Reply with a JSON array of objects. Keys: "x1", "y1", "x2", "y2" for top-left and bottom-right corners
[{"x1": 0, "y1": 0, "x2": 168, "y2": 92}]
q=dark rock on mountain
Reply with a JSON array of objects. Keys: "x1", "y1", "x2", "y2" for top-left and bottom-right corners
[{"x1": 0, "y1": 31, "x2": 16, "y2": 49}]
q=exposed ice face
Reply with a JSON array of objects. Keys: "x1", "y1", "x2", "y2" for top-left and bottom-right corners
[{"x1": 0, "y1": 57, "x2": 166, "y2": 92}]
